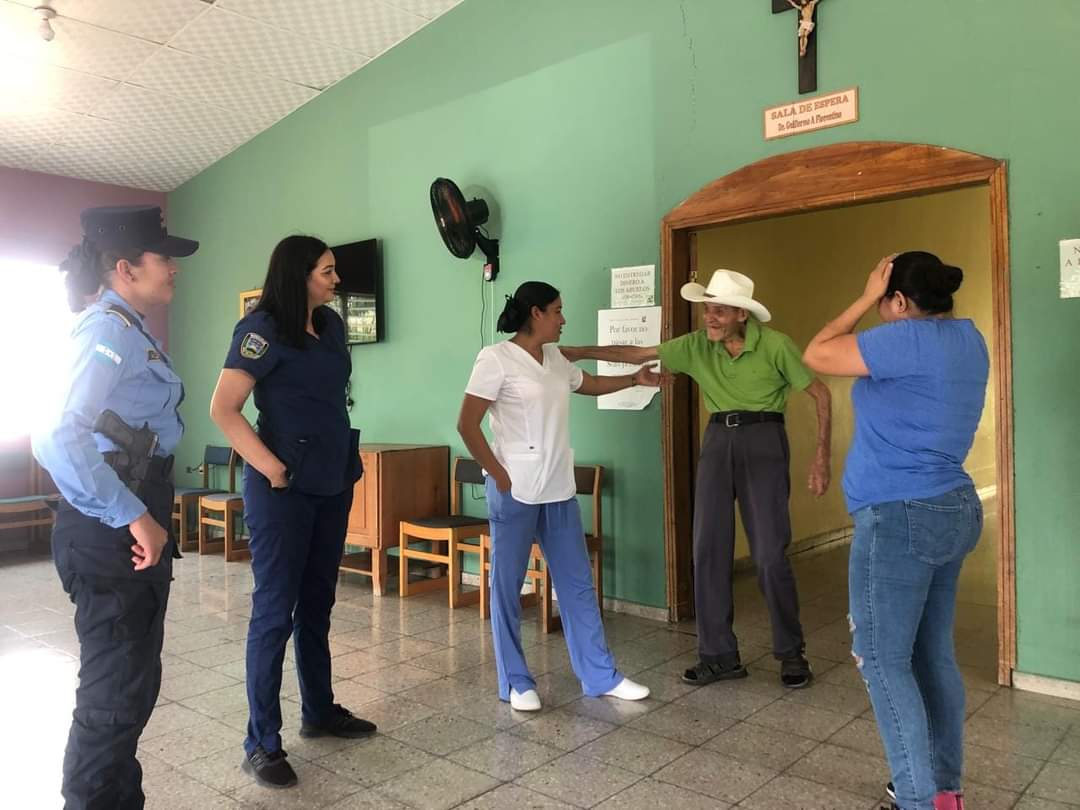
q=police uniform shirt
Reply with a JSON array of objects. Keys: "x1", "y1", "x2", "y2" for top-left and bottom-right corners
[
  {"x1": 32, "y1": 289, "x2": 184, "y2": 527},
  {"x1": 223, "y1": 307, "x2": 355, "y2": 496}
]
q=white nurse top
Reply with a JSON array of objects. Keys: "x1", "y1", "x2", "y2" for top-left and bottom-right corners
[{"x1": 465, "y1": 340, "x2": 584, "y2": 504}]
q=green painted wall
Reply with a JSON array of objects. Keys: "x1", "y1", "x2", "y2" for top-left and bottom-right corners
[{"x1": 167, "y1": 0, "x2": 1080, "y2": 680}]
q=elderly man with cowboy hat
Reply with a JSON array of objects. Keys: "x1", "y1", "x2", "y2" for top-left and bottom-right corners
[{"x1": 562, "y1": 269, "x2": 832, "y2": 688}]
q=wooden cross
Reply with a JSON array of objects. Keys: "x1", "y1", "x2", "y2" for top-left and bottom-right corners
[{"x1": 773, "y1": 0, "x2": 821, "y2": 94}]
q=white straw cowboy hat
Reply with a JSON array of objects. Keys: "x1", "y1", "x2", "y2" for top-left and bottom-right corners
[{"x1": 680, "y1": 269, "x2": 772, "y2": 323}]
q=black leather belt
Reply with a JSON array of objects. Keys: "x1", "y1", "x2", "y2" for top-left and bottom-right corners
[
  {"x1": 102, "y1": 451, "x2": 175, "y2": 481},
  {"x1": 710, "y1": 411, "x2": 785, "y2": 428}
]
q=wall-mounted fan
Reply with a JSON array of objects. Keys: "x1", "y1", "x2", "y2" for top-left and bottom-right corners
[{"x1": 430, "y1": 177, "x2": 500, "y2": 281}]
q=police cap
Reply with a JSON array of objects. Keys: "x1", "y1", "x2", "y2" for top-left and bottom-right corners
[{"x1": 80, "y1": 205, "x2": 199, "y2": 258}]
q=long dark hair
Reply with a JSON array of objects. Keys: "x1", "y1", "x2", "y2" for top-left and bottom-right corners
[
  {"x1": 886, "y1": 251, "x2": 964, "y2": 315},
  {"x1": 254, "y1": 235, "x2": 329, "y2": 348},
  {"x1": 60, "y1": 239, "x2": 144, "y2": 313},
  {"x1": 497, "y1": 281, "x2": 560, "y2": 333}
]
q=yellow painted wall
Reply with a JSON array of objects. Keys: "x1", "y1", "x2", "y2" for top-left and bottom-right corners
[{"x1": 695, "y1": 187, "x2": 996, "y2": 570}]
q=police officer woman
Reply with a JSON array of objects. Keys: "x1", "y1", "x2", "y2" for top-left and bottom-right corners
[
  {"x1": 210, "y1": 235, "x2": 372, "y2": 789},
  {"x1": 33, "y1": 205, "x2": 198, "y2": 810}
]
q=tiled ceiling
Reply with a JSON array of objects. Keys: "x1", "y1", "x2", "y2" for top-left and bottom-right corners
[{"x1": 0, "y1": 0, "x2": 462, "y2": 191}]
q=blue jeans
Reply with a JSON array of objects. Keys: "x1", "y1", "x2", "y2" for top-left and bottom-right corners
[
  {"x1": 848, "y1": 485, "x2": 982, "y2": 810},
  {"x1": 485, "y1": 479, "x2": 623, "y2": 701}
]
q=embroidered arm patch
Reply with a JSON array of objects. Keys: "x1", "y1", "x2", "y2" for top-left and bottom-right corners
[
  {"x1": 93, "y1": 342, "x2": 123, "y2": 366},
  {"x1": 240, "y1": 332, "x2": 269, "y2": 359}
]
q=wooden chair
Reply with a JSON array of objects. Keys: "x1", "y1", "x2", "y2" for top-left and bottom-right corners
[
  {"x1": 172, "y1": 445, "x2": 227, "y2": 552},
  {"x1": 0, "y1": 452, "x2": 58, "y2": 545},
  {"x1": 398, "y1": 457, "x2": 487, "y2": 608},
  {"x1": 478, "y1": 536, "x2": 546, "y2": 622},
  {"x1": 480, "y1": 464, "x2": 605, "y2": 634},
  {"x1": 197, "y1": 449, "x2": 247, "y2": 561}
]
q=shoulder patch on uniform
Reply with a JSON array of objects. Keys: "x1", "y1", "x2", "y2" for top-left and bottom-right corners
[
  {"x1": 105, "y1": 308, "x2": 133, "y2": 328},
  {"x1": 93, "y1": 342, "x2": 123, "y2": 366},
  {"x1": 240, "y1": 332, "x2": 269, "y2": 359}
]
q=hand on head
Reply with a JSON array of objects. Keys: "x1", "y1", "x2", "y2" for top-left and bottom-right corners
[{"x1": 863, "y1": 254, "x2": 896, "y2": 302}]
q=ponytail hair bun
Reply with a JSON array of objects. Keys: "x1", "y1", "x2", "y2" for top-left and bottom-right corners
[
  {"x1": 60, "y1": 238, "x2": 104, "y2": 313},
  {"x1": 496, "y1": 295, "x2": 525, "y2": 333},
  {"x1": 886, "y1": 251, "x2": 963, "y2": 315}
]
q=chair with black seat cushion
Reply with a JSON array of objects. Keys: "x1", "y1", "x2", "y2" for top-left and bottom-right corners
[
  {"x1": 197, "y1": 449, "x2": 246, "y2": 560},
  {"x1": 172, "y1": 445, "x2": 228, "y2": 552},
  {"x1": 398, "y1": 457, "x2": 488, "y2": 608}
]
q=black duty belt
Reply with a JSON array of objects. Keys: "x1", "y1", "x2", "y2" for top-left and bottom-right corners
[
  {"x1": 710, "y1": 411, "x2": 785, "y2": 428},
  {"x1": 102, "y1": 451, "x2": 175, "y2": 482}
]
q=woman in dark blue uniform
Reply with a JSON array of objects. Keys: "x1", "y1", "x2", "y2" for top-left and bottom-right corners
[
  {"x1": 32, "y1": 205, "x2": 198, "y2": 810},
  {"x1": 210, "y1": 235, "x2": 372, "y2": 789}
]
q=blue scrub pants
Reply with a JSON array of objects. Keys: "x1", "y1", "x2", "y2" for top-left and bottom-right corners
[
  {"x1": 485, "y1": 478, "x2": 623, "y2": 701},
  {"x1": 242, "y1": 471, "x2": 352, "y2": 755}
]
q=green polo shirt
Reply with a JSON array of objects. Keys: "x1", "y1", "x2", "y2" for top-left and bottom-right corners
[{"x1": 656, "y1": 318, "x2": 813, "y2": 413}]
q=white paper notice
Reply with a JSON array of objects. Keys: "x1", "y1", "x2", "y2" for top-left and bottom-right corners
[
  {"x1": 611, "y1": 265, "x2": 655, "y2": 308},
  {"x1": 596, "y1": 307, "x2": 662, "y2": 411},
  {"x1": 1060, "y1": 239, "x2": 1080, "y2": 299}
]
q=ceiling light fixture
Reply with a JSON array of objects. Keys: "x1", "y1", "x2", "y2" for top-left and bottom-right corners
[{"x1": 35, "y1": 6, "x2": 57, "y2": 42}]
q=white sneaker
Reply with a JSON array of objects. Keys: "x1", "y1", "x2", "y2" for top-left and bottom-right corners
[
  {"x1": 510, "y1": 688, "x2": 542, "y2": 711},
  {"x1": 603, "y1": 677, "x2": 650, "y2": 701}
]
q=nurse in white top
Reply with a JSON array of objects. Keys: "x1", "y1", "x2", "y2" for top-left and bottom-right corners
[{"x1": 458, "y1": 281, "x2": 658, "y2": 711}]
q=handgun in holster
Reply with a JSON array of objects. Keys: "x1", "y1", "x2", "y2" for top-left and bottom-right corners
[{"x1": 94, "y1": 409, "x2": 169, "y2": 499}]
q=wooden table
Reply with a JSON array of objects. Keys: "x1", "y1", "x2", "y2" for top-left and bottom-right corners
[{"x1": 339, "y1": 443, "x2": 449, "y2": 595}]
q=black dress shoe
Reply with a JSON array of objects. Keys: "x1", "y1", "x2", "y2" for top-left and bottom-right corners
[
  {"x1": 681, "y1": 659, "x2": 748, "y2": 685},
  {"x1": 780, "y1": 653, "x2": 813, "y2": 688},
  {"x1": 241, "y1": 746, "x2": 298, "y2": 789},
  {"x1": 299, "y1": 703, "x2": 377, "y2": 739}
]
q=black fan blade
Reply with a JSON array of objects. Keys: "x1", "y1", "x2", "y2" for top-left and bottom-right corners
[{"x1": 431, "y1": 179, "x2": 475, "y2": 259}]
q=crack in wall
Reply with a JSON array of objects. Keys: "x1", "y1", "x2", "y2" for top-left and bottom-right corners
[{"x1": 680, "y1": 1, "x2": 699, "y2": 131}]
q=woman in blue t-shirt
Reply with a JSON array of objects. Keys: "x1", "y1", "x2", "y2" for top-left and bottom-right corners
[{"x1": 803, "y1": 252, "x2": 989, "y2": 810}]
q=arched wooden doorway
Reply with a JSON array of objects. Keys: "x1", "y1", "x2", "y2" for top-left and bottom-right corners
[{"x1": 659, "y1": 141, "x2": 1015, "y2": 685}]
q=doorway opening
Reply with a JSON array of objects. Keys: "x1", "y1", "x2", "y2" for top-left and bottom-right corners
[{"x1": 660, "y1": 143, "x2": 1014, "y2": 685}]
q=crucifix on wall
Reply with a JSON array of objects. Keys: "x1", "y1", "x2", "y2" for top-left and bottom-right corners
[{"x1": 773, "y1": 0, "x2": 822, "y2": 94}]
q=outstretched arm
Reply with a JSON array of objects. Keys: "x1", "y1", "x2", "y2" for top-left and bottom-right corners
[
  {"x1": 575, "y1": 365, "x2": 664, "y2": 397},
  {"x1": 560, "y1": 344, "x2": 659, "y2": 364}
]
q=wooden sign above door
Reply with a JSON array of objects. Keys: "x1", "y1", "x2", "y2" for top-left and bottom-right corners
[{"x1": 764, "y1": 87, "x2": 858, "y2": 140}]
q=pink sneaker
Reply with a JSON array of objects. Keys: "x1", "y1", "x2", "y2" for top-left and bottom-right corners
[
  {"x1": 933, "y1": 792, "x2": 964, "y2": 810},
  {"x1": 886, "y1": 783, "x2": 964, "y2": 810}
]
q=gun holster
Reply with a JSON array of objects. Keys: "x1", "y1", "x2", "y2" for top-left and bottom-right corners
[{"x1": 102, "y1": 452, "x2": 175, "y2": 485}]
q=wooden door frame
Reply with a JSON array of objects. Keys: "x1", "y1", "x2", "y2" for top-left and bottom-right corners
[{"x1": 660, "y1": 141, "x2": 1015, "y2": 686}]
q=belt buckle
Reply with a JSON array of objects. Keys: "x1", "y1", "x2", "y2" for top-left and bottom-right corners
[{"x1": 724, "y1": 413, "x2": 740, "y2": 428}]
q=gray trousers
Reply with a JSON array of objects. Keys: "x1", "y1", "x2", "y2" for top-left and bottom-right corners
[{"x1": 693, "y1": 420, "x2": 805, "y2": 664}]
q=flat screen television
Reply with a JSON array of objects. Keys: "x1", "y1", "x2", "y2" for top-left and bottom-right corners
[{"x1": 325, "y1": 238, "x2": 382, "y2": 345}]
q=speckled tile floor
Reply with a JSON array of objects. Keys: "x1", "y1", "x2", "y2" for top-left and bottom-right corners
[{"x1": 3, "y1": 543, "x2": 1077, "y2": 810}]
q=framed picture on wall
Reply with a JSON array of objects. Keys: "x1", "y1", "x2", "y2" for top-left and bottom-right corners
[{"x1": 239, "y1": 288, "x2": 261, "y2": 317}]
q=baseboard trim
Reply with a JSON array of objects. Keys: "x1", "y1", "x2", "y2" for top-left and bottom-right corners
[
  {"x1": 601, "y1": 597, "x2": 667, "y2": 622},
  {"x1": 1012, "y1": 671, "x2": 1080, "y2": 703},
  {"x1": 460, "y1": 572, "x2": 668, "y2": 622}
]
